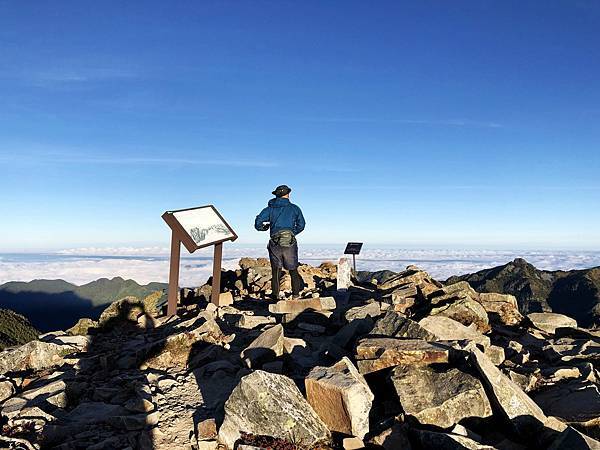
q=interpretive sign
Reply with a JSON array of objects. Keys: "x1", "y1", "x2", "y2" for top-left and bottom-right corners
[
  {"x1": 162, "y1": 205, "x2": 237, "y2": 316},
  {"x1": 344, "y1": 242, "x2": 363, "y2": 272}
]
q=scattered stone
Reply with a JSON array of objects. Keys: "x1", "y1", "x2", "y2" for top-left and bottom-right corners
[
  {"x1": 219, "y1": 370, "x2": 330, "y2": 449},
  {"x1": 342, "y1": 437, "x2": 365, "y2": 449},
  {"x1": 370, "y1": 423, "x2": 412, "y2": 449},
  {"x1": 484, "y1": 344, "x2": 505, "y2": 365},
  {"x1": 241, "y1": 324, "x2": 284, "y2": 368},
  {"x1": 306, "y1": 357, "x2": 373, "y2": 439},
  {"x1": 235, "y1": 314, "x2": 276, "y2": 329},
  {"x1": 391, "y1": 364, "x2": 492, "y2": 428},
  {"x1": 527, "y1": 312, "x2": 577, "y2": 334},
  {"x1": 355, "y1": 338, "x2": 450, "y2": 374},
  {"x1": 283, "y1": 337, "x2": 306, "y2": 354},
  {"x1": 298, "y1": 323, "x2": 326, "y2": 333}
]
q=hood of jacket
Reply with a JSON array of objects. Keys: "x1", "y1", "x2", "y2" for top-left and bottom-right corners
[{"x1": 268, "y1": 197, "x2": 290, "y2": 208}]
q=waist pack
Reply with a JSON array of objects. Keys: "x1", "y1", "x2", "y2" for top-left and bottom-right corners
[{"x1": 271, "y1": 229, "x2": 296, "y2": 247}]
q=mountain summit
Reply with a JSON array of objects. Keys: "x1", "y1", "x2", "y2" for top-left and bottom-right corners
[{"x1": 447, "y1": 258, "x2": 600, "y2": 327}]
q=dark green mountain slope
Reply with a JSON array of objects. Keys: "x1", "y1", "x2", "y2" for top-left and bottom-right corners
[
  {"x1": 0, "y1": 308, "x2": 39, "y2": 350},
  {"x1": 0, "y1": 277, "x2": 167, "y2": 332},
  {"x1": 447, "y1": 258, "x2": 600, "y2": 327}
]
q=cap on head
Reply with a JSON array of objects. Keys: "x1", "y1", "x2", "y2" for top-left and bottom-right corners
[{"x1": 272, "y1": 184, "x2": 291, "y2": 197}]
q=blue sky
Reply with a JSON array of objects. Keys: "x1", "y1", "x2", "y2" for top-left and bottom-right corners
[{"x1": 1, "y1": 1, "x2": 599, "y2": 251}]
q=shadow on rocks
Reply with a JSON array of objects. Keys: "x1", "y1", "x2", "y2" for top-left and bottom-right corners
[{"x1": 42, "y1": 300, "x2": 165, "y2": 450}]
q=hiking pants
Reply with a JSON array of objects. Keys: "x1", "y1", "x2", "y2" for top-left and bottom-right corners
[{"x1": 267, "y1": 240, "x2": 303, "y2": 298}]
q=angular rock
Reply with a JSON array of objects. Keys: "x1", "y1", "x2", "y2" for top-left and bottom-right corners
[
  {"x1": 268, "y1": 297, "x2": 336, "y2": 314},
  {"x1": 67, "y1": 318, "x2": 98, "y2": 336},
  {"x1": 547, "y1": 426, "x2": 600, "y2": 450},
  {"x1": 0, "y1": 377, "x2": 15, "y2": 403},
  {"x1": 306, "y1": 357, "x2": 373, "y2": 438},
  {"x1": 235, "y1": 314, "x2": 276, "y2": 329},
  {"x1": 543, "y1": 338, "x2": 600, "y2": 363},
  {"x1": 391, "y1": 365, "x2": 492, "y2": 428},
  {"x1": 413, "y1": 429, "x2": 496, "y2": 450},
  {"x1": 241, "y1": 324, "x2": 284, "y2": 368},
  {"x1": 430, "y1": 296, "x2": 490, "y2": 333},
  {"x1": 479, "y1": 292, "x2": 523, "y2": 326},
  {"x1": 2, "y1": 379, "x2": 67, "y2": 418},
  {"x1": 429, "y1": 281, "x2": 479, "y2": 305},
  {"x1": 0, "y1": 340, "x2": 77, "y2": 375},
  {"x1": 355, "y1": 338, "x2": 450, "y2": 374},
  {"x1": 219, "y1": 371, "x2": 330, "y2": 449},
  {"x1": 470, "y1": 347, "x2": 549, "y2": 437},
  {"x1": 283, "y1": 337, "x2": 306, "y2": 354},
  {"x1": 344, "y1": 302, "x2": 382, "y2": 322},
  {"x1": 371, "y1": 311, "x2": 436, "y2": 340},
  {"x1": 419, "y1": 316, "x2": 491, "y2": 348},
  {"x1": 527, "y1": 312, "x2": 577, "y2": 334},
  {"x1": 532, "y1": 380, "x2": 600, "y2": 428},
  {"x1": 370, "y1": 423, "x2": 412, "y2": 449},
  {"x1": 484, "y1": 344, "x2": 505, "y2": 366}
]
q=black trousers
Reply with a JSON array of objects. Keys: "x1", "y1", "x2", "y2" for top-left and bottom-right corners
[{"x1": 268, "y1": 240, "x2": 303, "y2": 298}]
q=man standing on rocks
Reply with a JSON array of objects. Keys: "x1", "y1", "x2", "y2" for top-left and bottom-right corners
[{"x1": 255, "y1": 184, "x2": 306, "y2": 300}]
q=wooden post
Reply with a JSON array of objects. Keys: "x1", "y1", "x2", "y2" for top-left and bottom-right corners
[
  {"x1": 167, "y1": 232, "x2": 181, "y2": 316},
  {"x1": 211, "y1": 242, "x2": 223, "y2": 305}
]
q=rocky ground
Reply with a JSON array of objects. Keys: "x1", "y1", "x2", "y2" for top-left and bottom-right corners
[{"x1": 0, "y1": 257, "x2": 599, "y2": 449}]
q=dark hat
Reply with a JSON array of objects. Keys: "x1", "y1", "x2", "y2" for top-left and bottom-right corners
[{"x1": 272, "y1": 184, "x2": 291, "y2": 197}]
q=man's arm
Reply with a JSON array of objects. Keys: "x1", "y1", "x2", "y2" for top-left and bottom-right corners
[
  {"x1": 254, "y1": 207, "x2": 271, "y2": 231},
  {"x1": 293, "y1": 206, "x2": 306, "y2": 235}
]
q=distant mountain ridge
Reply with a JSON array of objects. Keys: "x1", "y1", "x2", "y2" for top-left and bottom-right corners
[
  {"x1": 447, "y1": 258, "x2": 600, "y2": 327},
  {"x1": 0, "y1": 277, "x2": 167, "y2": 332}
]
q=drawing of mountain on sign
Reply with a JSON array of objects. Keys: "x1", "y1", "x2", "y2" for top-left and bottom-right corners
[{"x1": 189, "y1": 223, "x2": 231, "y2": 245}]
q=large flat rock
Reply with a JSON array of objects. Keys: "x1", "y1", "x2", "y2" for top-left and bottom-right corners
[
  {"x1": 355, "y1": 338, "x2": 450, "y2": 374},
  {"x1": 370, "y1": 311, "x2": 436, "y2": 340},
  {"x1": 470, "y1": 347, "x2": 549, "y2": 438},
  {"x1": 219, "y1": 370, "x2": 330, "y2": 449},
  {"x1": 391, "y1": 364, "x2": 492, "y2": 428},
  {"x1": 306, "y1": 357, "x2": 373, "y2": 439},
  {"x1": 532, "y1": 380, "x2": 600, "y2": 428},
  {"x1": 419, "y1": 316, "x2": 490, "y2": 348},
  {"x1": 268, "y1": 297, "x2": 336, "y2": 314},
  {"x1": 527, "y1": 312, "x2": 577, "y2": 334}
]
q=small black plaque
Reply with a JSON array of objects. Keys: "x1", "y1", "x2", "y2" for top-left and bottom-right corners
[{"x1": 344, "y1": 242, "x2": 363, "y2": 255}]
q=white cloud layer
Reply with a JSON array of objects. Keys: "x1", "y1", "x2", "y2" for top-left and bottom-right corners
[{"x1": 2, "y1": 248, "x2": 600, "y2": 287}]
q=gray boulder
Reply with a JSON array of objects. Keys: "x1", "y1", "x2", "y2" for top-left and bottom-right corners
[
  {"x1": 219, "y1": 370, "x2": 330, "y2": 449},
  {"x1": 391, "y1": 365, "x2": 492, "y2": 428}
]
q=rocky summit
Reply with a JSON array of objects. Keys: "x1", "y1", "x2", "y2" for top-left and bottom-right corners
[{"x1": 0, "y1": 258, "x2": 599, "y2": 449}]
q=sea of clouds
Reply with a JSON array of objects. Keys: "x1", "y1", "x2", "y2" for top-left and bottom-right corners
[{"x1": 1, "y1": 246, "x2": 600, "y2": 287}]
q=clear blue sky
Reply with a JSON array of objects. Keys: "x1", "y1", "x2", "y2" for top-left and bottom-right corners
[{"x1": 1, "y1": 1, "x2": 599, "y2": 251}]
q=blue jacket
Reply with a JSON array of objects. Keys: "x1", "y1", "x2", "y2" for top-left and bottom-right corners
[{"x1": 255, "y1": 198, "x2": 306, "y2": 237}]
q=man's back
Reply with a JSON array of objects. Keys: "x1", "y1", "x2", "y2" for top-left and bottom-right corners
[{"x1": 254, "y1": 197, "x2": 305, "y2": 236}]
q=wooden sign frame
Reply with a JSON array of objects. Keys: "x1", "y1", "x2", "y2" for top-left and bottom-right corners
[{"x1": 162, "y1": 205, "x2": 238, "y2": 316}]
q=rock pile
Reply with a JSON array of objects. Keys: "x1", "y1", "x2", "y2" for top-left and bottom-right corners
[{"x1": 0, "y1": 259, "x2": 599, "y2": 449}]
